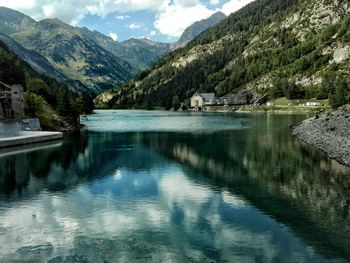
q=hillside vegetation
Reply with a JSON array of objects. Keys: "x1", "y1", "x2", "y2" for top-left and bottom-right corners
[
  {"x1": 0, "y1": 40, "x2": 93, "y2": 130},
  {"x1": 0, "y1": 7, "x2": 147, "y2": 94},
  {"x1": 98, "y1": 0, "x2": 350, "y2": 110},
  {"x1": 0, "y1": 7, "x2": 231, "y2": 95},
  {"x1": 8, "y1": 17, "x2": 135, "y2": 94}
]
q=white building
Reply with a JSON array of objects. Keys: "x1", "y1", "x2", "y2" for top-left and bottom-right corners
[
  {"x1": 190, "y1": 93, "x2": 215, "y2": 108},
  {"x1": 306, "y1": 102, "x2": 320, "y2": 107},
  {"x1": 11, "y1": 85, "x2": 25, "y2": 119}
]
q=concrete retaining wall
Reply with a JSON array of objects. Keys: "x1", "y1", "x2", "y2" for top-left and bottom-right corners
[
  {"x1": 0, "y1": 118, "x2": 42, "y2": 138},
  {"x1": 0, "y1": 119, "x2": 62, "y2": 148},
  {"x1": 0, "y1": 121, "x2": 21, "y2": 137},
  {"x1": 21, "y1": 118, "x2": 41, "y2": 131},
  {"x1": 0, "y1": 131, "x2": 63, "y2": 148}
]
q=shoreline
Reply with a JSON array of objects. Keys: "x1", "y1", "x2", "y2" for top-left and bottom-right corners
[
  {"x1": 0, "y1": 131, "x2": 63, "y2": 149},
  {"x1": 95, "y1": 105, "x2": 324, "y2": 115},
  {"x1": 293, "y1": 107, "x2": 350, "y2": 167}
]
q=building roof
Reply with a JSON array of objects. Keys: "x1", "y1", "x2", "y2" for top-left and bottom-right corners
[{"x1": 194, "y1": 93, "x2": 215, "y2": 101}]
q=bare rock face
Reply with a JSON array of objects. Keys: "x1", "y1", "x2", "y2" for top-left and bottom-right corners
[
  {"x1": 296, "y1": 75, "x2": 323, "y2": 87},
  {"x1": 285, "y1": 0, "x2": 350, "y2": 42},
  {"x1": 293, "y1": 107, "x2": 350, "y2": 167},
  {"x1": 332, "y1": 45, "x2": 350, "y2": 64},
  {"x1": 95, "y1": 92, "x2": 114, "y2": 103},
  {"x1": 281, "y1": 12, "x2": 300, "y2": 29}
]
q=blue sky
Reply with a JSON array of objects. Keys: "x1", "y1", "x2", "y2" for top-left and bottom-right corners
[
  {"x1": 79, "y1": 10, "x2": 170, "y2": 42},
  {"x1": 0, "y1": 0, "x2": 255, "y2": 42}
]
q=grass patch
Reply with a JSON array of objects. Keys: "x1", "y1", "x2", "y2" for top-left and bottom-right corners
[{"x1": 273, "y1": 97, "x2": 329, "y2": 107}]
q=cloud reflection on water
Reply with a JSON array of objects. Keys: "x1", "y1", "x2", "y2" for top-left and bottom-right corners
[{"x1": 0, "y1": 112, "x2": 349, "y2": 262}]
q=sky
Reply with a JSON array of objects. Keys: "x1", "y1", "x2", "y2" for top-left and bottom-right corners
[{"x1": 0, "y1": 0, "x2": 255, "y2": 42}]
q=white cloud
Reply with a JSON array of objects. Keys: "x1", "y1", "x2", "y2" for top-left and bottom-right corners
[
  {"x1": 0, "y1": 0, "x2": 256, "y2": 37},
  {"x1": 175, "y1": 0, "x2": 200, "y2": 8},
  {"x1": 109, "y1": 32, "x2": 118, "y2": 41},
  {"x1": 149, "y1": 30, "x2": 157, "y2": 36},
  {"x1": 154, "y1": 2, "x2": 214, "y2": 37},
  {"x1": 0, "y1": 0, "x2": 36, "y2": 10},
  {"x1": 221, "y1": 0, "x2": 256, "y2": 16},
  {"x1": 154, "y1": 0, "x2": 255, "y2": 37},
  {"x1": 116, "y1": 15, "x2": 130, "y2": 20},
  {"x1": 42, "y1": 4, "x2": 54, "y2": 17},
  {"x1": 0, "y1": 0, "x2": 167, "y2": 24},
  {"x1": 129, "y1": 23, "x2": 142, "y2": 29}
]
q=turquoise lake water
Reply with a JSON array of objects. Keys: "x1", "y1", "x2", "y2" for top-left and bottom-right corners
[{"x1": 0, "y1": 110, "x2": 349, "y2": 262}]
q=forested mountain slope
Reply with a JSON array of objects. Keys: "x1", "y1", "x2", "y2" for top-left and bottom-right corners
[
  {"x1": 0, "y1": 7, "x2": 231, "y2": 95},
  {"x1": 98, "y1": 0, "x2": 350, "y2": 109},
  {"x1": 0, "y1": 40, "x2": 93, "y2": 130},
  {"x1": 8, "y1": 16, "x2": 135, "y2": 94},
  {"x1": 0, "y1": 32, "x2": 88, "y2": 93}
]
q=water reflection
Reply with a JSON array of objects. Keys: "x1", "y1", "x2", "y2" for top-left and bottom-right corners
[
  {"x1": 0, "y1": 112, "x2": 349, "y2": 262},
  {"x1": 141, "y1": 115, "x2": 350, "y2": 261}
]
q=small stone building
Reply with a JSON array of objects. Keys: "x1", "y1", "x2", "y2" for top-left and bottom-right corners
[
  {"x1": 10, "y1": 85, "x2": 25, "y2": 119},
  {"x1": 190, "y1": 93, "x2": 215, "y2": 108},
  {"x1": 0, "y1": 82, "x2": 25, "y2": 120}
]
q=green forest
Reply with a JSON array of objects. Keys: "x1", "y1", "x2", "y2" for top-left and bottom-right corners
[
  {"x1": 0, "y1": 40, "x2": 93, "y2": 130},
  {"x1": 103, "y1": 0, "x2": 350, "y2": 110}
]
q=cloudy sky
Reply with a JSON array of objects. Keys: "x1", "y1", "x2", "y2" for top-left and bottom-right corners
[{"x1": 0, "y1": 0, "x2": 254, "y2": 42}]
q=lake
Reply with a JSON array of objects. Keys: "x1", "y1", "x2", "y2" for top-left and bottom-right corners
[{"x1": 0, "y1": 110, "x2": 349, "y2": 263}]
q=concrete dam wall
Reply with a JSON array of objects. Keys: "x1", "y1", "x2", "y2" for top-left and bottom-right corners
[{"x1": 0, "y1": 121, "x2": 22, "y2": 137}]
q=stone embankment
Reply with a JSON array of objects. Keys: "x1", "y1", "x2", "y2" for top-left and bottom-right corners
[
  {"x1": 0, "y1": 120, "x2": 63, "y2": 148},
  {"x1": 293, "y1": 107, "x2": 350, "y2": 167}
]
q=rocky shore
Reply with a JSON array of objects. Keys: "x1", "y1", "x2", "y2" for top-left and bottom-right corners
[{"x1": 293, "y1": 107, "x2": 350, "y2": 167}]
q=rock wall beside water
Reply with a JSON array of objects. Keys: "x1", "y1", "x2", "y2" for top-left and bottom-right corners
[
  {"x1": 0, "y1": 118, "x2": 42, "y2": 138},
  {"x1": 293, "y1": 107, "x2": 350, "y2": 167}
]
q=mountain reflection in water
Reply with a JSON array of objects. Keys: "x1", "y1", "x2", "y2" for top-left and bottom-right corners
[{"x1": 0, "y1": 111, "x2": 349, "y2": 263}]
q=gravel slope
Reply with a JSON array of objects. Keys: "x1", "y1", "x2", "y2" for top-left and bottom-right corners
[{"x1": 293, "y1": 108, "x2": 350, "y2": 167}]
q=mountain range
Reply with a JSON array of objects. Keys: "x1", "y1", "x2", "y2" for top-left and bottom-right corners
[
  {"x1": 98, "y1": 0, "x2": 350, "y2": 109},
  {"x1": 0, "y1": 7, "x2": 226, "y2": 94}
]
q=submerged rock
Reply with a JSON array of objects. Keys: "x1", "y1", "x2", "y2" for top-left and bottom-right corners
[
  {"x1": 0, "y1": 226, "x2": 7, "y2": 235},
  {"x1": 16, "y1": 243, "x2": 54, "y2": 257},
  {"x1": 48, "y1": 255, "x2": 89, "y2": 263},
  {"x1": 293, "y1": 107, "x2": 350, "y2": 167}
]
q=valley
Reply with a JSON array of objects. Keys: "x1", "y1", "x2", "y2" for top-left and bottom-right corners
[
  {"x1": 0, "y1": 1, "x2": 350, "y2": 262},
  {"x1": 0, "y1": 7, "x2": 225, "y2": 95}
]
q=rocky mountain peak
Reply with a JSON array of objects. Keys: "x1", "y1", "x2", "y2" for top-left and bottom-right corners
[
  {"x1": 177, "y1": 11, "x2": 227, "y2": 47},
  {"x1": 0, "y1": 6, "x2": 36, "y2": 34}
]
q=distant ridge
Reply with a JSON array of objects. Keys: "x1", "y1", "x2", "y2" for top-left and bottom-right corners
[
  {"x1": 0, "y1": 6, "x2": 230, "y2": 95},
  {"x1": 177, "y1": 11, "x2": 227, "y2": 47}
]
